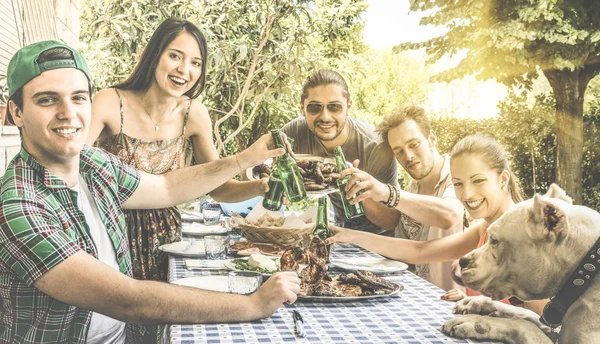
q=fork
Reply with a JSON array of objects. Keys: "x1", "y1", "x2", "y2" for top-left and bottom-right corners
[{"x1": 291, "y1": 310, "x2": 306, "y2": 338}]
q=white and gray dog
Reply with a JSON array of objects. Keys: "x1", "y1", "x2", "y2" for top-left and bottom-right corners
[{"x1": 441, "y1": 184, "x2": 600, "y2": 343}]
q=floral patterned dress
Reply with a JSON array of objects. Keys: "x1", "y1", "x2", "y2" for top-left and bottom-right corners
[{"x1": 96, "y1": 90, "x2": 192, "y2": 281}]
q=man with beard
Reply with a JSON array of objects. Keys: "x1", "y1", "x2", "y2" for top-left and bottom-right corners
[
  {"x1": 281, "y1": 70, "x2": 398, "y2": 236},
  {"x1": 331, "y1": 105, "x2": 464, "y2": 291}
]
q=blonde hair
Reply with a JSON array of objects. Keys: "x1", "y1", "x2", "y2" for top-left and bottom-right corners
[
  {"x1": 376, "y1": 105, "x2": 432, "y2": 144},
  {"x1": 451, "y1": 133, "x2": 524, "y2": 202}
]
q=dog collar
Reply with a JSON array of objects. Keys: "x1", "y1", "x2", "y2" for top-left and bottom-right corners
[{"x1": 541, "y1": 236, "x2": 600, "y2": 327}]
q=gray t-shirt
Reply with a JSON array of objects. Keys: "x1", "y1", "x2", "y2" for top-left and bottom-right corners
[{"x1": 282, "y1": 116, "x2": 398, "y2": 234}]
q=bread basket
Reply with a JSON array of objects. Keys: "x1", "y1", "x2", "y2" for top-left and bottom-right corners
[{"x1": 231, "y1": 215, "x2": 314, "y2": 247}]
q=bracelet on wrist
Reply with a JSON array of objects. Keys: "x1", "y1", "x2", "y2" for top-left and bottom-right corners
[
  {"x1": 392, "y1": 185, "x2": 400, "y2": 207},
  {"x1": 384, "y1": 183, "x2": 396, "y2": 208}
]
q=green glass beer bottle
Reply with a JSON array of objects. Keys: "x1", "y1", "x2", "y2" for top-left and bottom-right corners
[
  {"x1": 312, "y1": 195, "x2": 331, "y2": 263},
  {"x1": 262, "y1": 165, "x2": 284, "y2": 211},
  {"x1": 334, "y1": 146, "x2": 364, "y2": 219},
  {"x1": 270, "y1": 130, "x2": 306, "y2": 203}
]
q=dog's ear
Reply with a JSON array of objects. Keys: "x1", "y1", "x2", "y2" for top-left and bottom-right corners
[
  {"x1": 544, "y1": 183, "x2": 573, "y2": 204},
  {"x1": 530, "y1": 194, "x2": 568, "y2": 241}
]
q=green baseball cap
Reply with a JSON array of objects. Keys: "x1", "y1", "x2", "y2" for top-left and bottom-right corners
[{"x1": 6, "y1": 40, "x2": 91, "y2": 124}]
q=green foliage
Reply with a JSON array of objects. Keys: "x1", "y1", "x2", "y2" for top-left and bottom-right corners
[
  {"x1": 350, "y1": 50, "x2": 429, "y2": 120},
  {"x1": 80, "y1": 0, "x2": 367, "y2": 156},
  {"x1": 396, "y1": 0, "x2": 600, "y2": 203},
  {"x1": 397, "y1": 0, "x2": 600, "y2": 86}
]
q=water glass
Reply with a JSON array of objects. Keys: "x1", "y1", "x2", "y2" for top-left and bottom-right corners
[
  {"x1": 203, "y1": 207, "x2": 221, "y2": 226},
  {"x1": 204, "y1": 235, "x2": 227, "y2": 260},
  {"x1": 228, "y1": 271, "x2": 263, "y2": 295},
  {"x1": 228, "y1": 227, "x2": 243, "y2": 243}
]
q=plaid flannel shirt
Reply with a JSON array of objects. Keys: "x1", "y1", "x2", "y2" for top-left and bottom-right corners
[{"x1": 0, "y1": 145, "x2": 140, "y2": 344}]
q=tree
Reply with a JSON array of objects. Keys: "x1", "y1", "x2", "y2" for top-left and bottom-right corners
[
  {"x1": 80, "y1": 0, "x2": 367, "y2": 156},
  {"x1": 395, "y1": 0, "x2": 600, "y2": 203}
]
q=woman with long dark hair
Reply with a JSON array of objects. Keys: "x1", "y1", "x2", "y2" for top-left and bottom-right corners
[{"x1": 87, "y1": 18, "x2": 268, "y2": 342}]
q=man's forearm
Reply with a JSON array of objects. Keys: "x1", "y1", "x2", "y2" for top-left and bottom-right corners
[
  {"x1": 124, "y1": 155, "x2": 247, "y2": 209},
  {"x1": 209, "y1": 179, "x2": 262, "y2": 203},
  {"x1": 123, "y1": 280, "x2": 263, "y2": 324},
  {"x1": 395, "y1": 191, "x2": 462, "y2": 230},
  {"x1": 164, "y1": 155, "x2": 244, "y2": 206}
]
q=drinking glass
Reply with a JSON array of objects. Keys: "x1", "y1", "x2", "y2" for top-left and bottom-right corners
[
  {"x1": 204, "y1": 235, "x2": 227, "y2": 259},
  {"x1": 228, "y1": 271, "x2": 263, "y2": 295},
  {"x1": 202, "y1": 206, "x2": 221, "y2": 226}
]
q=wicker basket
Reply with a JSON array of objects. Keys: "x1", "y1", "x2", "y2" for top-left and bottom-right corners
[{"x1": 232, "y1": 220, "x2": 314, "y2": 247}]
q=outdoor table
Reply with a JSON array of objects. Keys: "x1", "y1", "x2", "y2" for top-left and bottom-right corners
[{"x1": 160, "y1": 237, "x2": 498, "y2": 343}]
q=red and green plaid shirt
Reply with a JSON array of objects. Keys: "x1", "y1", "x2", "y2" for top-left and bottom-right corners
[{"x1": 0, "y1": 145, "x2": 140, "y2": 344}]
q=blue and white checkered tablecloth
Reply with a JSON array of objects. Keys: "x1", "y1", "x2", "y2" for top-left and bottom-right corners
[{"x1": 163, "y1": 240, "x2": 497, "y2": 344}]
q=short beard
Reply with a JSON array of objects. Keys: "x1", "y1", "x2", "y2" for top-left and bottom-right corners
[{"x1": 314, "y1": 118, "x2": 347, "y2": 142}]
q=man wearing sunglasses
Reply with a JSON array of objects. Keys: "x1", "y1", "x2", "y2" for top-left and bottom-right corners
[{"x1": 281, "y1": 70, "x2": 399, "y2": 236}]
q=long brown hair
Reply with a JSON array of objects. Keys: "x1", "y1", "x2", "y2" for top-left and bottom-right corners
[
  {"x1": 300, "y1": 70, "x2": 350, "y2": 105},
  {"x1": 451, "y1": 133, "x2": 524, "y2": 202},
  {"x1": 114, "y1": 18, "x2": 208, "y2": 99}
]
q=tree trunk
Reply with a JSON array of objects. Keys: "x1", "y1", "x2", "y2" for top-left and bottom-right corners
[{"x1": 543, "y1": 66, "x2": 597, "y2": 204}]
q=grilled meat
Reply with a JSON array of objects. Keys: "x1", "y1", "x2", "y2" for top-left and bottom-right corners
[
  {"x1": 313, "y1": 278, "x2": 362, "y2": 297},
  {"x1": 284, "y1": 237, "x2": 398, "y2": 298},
  {"x1": 300, "y1": 255, "x2": 328, "y2": 284},
  {"x1": 280, "y1": 247, "x2": 308, "y2": 271},
  {"x1": 338, "y1": 271, "x2": 398, "y2": 292},
  {"x1": 308, "y1": 236, "x2": 328, "y2": 261}
]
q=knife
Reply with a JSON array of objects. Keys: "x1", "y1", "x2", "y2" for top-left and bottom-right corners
[{"x1": 292, "y1": 310, "x2": 306, "y2": 338}]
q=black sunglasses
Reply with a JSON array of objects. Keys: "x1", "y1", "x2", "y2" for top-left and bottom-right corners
[{"x1": 305, "y1": 102, "x2": 345, "y2": 115}]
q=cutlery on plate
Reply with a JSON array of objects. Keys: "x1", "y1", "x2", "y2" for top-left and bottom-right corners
[{"x1": 291, "y1": 310, "x2": 306, "y2": 338}]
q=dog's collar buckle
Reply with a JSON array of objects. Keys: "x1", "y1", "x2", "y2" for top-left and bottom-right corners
[{"x1": 540, "y1": 236, "x2": 600, "y2": 327}]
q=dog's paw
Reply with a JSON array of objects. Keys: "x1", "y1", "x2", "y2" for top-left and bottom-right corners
[
  {"x1": 453, "y1": 296, "x2": 500, "y2": 316},
  {"x1": 441, "y1": 314, "x2": 493, "y2": 339}
]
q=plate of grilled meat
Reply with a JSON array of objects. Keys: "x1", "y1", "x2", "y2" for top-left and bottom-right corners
[
  {"x1": 248, "y1": 155, "x2": 343, "y2": 195},
  {"x1": 280, "y1": 237, "x2": 403, "y2": 301}
]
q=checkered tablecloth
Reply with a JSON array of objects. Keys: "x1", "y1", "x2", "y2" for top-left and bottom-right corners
[{"x1": 163, "y1": 240, "x2": 497, "y2": 344}]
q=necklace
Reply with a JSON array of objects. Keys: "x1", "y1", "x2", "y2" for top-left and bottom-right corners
[{"x1": 140, "y1": 94, "x2": 176, "y2": 132}]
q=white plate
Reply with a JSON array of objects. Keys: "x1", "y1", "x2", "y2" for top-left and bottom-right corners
[
  {"x1": 171, "y1": 276, "x2": 228, "y2": 292},
  {"x1": 185, "y1": 259, "x2": 231, "y2": 270},
  {"x1": 182, "y1": 223, "x2": 227, "y2": 236},
  {"x1": 158, "y1": 240, "x2": 205, "y2": 257},
  {"x1": 224, "y1": 256, "x2": 279, "y2": 276},
  {"x1": 298, "y1": 284, "x2": 403, "y2": 302},
  {"x1": 330, "y1": 257, "x2": 408, "y2": 275},
  {"x1": 181, "y1": 211, "x2": 203, "y2": 222}
]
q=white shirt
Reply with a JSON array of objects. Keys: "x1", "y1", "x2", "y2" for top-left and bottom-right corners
[
  {"x1": 75, "y1": 177, "x2": 126, "y2": 344},
  {"x1": 395, "y1": 155, "x2": 464, "y2": 292}
]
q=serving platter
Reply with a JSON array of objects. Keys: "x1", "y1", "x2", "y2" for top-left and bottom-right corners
[{"x1": 297, "y1": 284, "x2": 403, "y2": 302}]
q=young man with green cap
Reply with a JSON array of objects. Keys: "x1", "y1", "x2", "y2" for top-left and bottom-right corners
[{"x1": 0, "y1": 41, "x2": 300, "y2": 344}]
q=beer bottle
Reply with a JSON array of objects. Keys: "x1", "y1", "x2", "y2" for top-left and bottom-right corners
[
  {"x1": 270, "y1": 130, "x2": 306, "y2": 203},
  {"x1": 334, "y1": 146, "x2": 364, "y2": 219},
  {"x1": 312, "y1": 195, "x2": 331, "y2": 263},
  {"x1": 262, "y1": 165, "x2": 284, "y2": 211}
]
